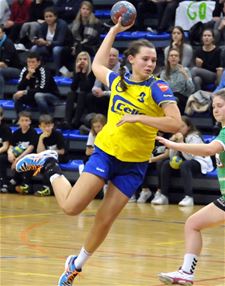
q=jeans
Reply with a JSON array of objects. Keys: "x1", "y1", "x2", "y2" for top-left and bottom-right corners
[
  {"x1": 34, "y1": 92, "x2": 60, "y2": 114},
  {"x1": 0, "y1": 67, "x2": 21, "y2": 98},
  {"x1": 191, "y1": 67, "x2": 217, "y2": 91},
  {"x1": 160, "y1": 158, "x2": 201, "y2": 197},
  {"x1": 31, "y1": 45, "x2": 64, "y2": 72}
]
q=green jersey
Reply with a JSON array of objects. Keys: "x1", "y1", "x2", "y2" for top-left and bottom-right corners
[{"x1": 214, "y1": 127, "x2": 225, "y2": 198}]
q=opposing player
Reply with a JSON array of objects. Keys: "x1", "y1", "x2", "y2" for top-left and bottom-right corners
[
  {"x1": 157, "y1": 89, "x2": 225, "y2": 285},
  {"x1": 16, "y1": 17, "x2": 182, "y2": 285}
]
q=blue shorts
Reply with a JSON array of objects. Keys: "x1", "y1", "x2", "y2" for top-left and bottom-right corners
[{"x1": 83, "y1": 146, "x2": 148, "y2": 198}]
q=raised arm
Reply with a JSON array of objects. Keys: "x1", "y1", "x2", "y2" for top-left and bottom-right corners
[{"x1": 92, "y1": 18, "x2": 134, "y2": 86}]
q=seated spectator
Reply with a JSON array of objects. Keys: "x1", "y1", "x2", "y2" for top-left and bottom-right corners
[
  {"x1": 54, "y1": 0, "x2": 88, "y2": 24},
  {"x1": 91, "y1": 47, "x2": 128, "y2": 116},
  {"x1": 36, "y1": 114, "x2": 68, "y2": 196},
  {"x1": 4, "y1": 0, "x2": 32, "y2": 43},
  {"x1": 0, "y1": 107, "x2": 12, "y2": 192},
  {"x1": 31, "y1": 6, "x2": 73, "y2": 74},
  {"x1": 135, "y1": 0, "x2": 158, "y2": 31},
  {"x1": 212, "y1": 0, "x2": 225, "y2": 44},
  {"x1": 6, "y1": 111, "x2": 38, "y2": 194},
  {"x1": 160, "y1": 47, "x2": 195, "y2": 114},
  {"x1": 0, "y1": 0, "x2": 10, "y2": 26},
  {"x1": 63, "y1": 51, "x2": 95, "y2": 129},
  {"x1": 151, "y1": 116, "x2": 214, "y2": 206},
  {"x1": 19, "y1": 0, "x2": 54, "y2": 48},
  {"x1": 0, "y1": 25, "x2": 21, "y2": 98},
  {"x1": 70, "y1": 1, "x2": 102, "y2": 57},
  {"x1": 164, "y1": 26, "x2": 193, "y2": 67},
  {"x1": 13, "y1": 52, "x2": 60, "y2": 115},
  {"x1": 191, "y1": 29, "x2": 223, "y2": 91}
]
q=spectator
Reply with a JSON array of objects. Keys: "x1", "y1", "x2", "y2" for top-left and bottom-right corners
[
  {"x1": 147, "y1": 0, "x2": 179, "y2": 33},
  {"x1": 0, "y1": 0, "x2": 10, "y2": 26},
  {"x1": 212, "y1": 0, "x2": 225, "y2": 44},
  {"x1": 191, "y1": 29, "x2": 223, "y2": 91},
  {"x1": 63, "y1": 51, "x2": 95, "y2": 129},
  {"x1": 36, "y1": 114, "x2": 68, "y2": 196},
  {"x1": 0, "y1": 107, "x2": 12, "y2": 192},
  {"x1": 160, "y1": 47, "x2": 195, "y2": 114},
  {"x1": 91, "y1": 47, "x2": 128, "y2": 115},
  {"x1": 214, "y1": 69, "x2": 225, "y2": 93},
  {"x1": 19, "y1": 0, "x2": 54, "y2": 48},
  {"x1": 152, "y1": 116, "x2": 214, "y2": 206},
  {"x1": 0, "y1": 25, "x2": 21, "y2": 98},
  {"x1": 4, "y1": 0, "x2": 32, "y2": 43},
  {"x1": 13, "y1": 52, "x2": 60, "y2": 115},
  {"x1": 135, "y1": 0, "x2": 158, "y2": 31},
  {"x1": 7, "y1": 111, "x2": 38, "y2": 194},
  {"x1": 70, "y1": 1, "x2": 102, "y2": 57},
  {"x1": 164, "y1": 26, "x2": 193, "y2": 67},
  {"x1": 54, "y1": 0, "x2": 90, "y2": 24},
  {"x1": 31, "y1": 6, "x2": 73, "y2": 74}
]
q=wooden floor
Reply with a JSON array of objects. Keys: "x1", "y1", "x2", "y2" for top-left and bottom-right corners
[{"x1": 1, "y1": 194, "x2": 224, "y2": 286}]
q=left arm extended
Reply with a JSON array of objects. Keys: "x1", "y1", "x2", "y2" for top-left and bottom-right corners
[{"x1": 117, "y1": 102, "x2": 182, "y2": 133}]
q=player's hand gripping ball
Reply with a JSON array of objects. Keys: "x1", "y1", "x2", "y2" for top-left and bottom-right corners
[
  {"x1": 110, "y1": 1, "x2": 137, "y2": 27},
  {"x1": 169, "y1": 155, "x2": 183, "y2": 170}
]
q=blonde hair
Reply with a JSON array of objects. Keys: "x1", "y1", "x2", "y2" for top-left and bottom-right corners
[
  {"x1": 76, "y1": 51, "x2": 92, "y2": 75},
  {"x1": 75, "y1": 1, "x2": 98, "y2": 25},
  {"x1": 91, "y1": 114, "x2": 107, "y2": 136}
]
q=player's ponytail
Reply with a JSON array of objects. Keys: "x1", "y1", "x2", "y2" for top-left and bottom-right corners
[{"x1": 119, "y1": 51, "x2": 128, "y2": 91}]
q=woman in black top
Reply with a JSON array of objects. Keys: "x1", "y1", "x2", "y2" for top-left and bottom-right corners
[{"x1": 191, "y1": 29, "x2": 223, "y2": 91}]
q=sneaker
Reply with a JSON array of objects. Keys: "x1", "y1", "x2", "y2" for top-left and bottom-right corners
[
  {"x1": 0, "y1": 183, "x2": 8, "y2": 193},
  {"x1": 137, "y1": 188, "x2": 152, "y2": 203},
  {"x1": 15, "y1": 184, "x2": 30, "y2": 194},
  {"x1": 151, "y1": 193, "x2": 168, "y2": 205},
  {"x1": 178, "y1": 196, "x2": 194, "y2": 207},
  {"x1": 151, "y1": 190, "x2": 161, "y2": 204},
  {"x1": 159, "y1": 269, "x2": 194, "y2": 285},
  {"x1": 16, "y1": 150, "x2": 58, "y2": 175},
  {"x1": 128, "y1": 194, "x2": 136, "y2": 203},
  {"x1": 35, "y1": 185, "x2": 51, "y2": 196},
  {"x1": 58, "y1": 255, "x2": 81, "y2": 286}
]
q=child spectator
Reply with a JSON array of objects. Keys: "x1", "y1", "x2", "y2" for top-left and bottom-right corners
[
  {"x1": 36, "y1": 114, "x2": 68, "y2": 196},
  {"x1": 13, "y1": 52, "x2": 60, "y2": 115},
  {"x1": 151, "y1": 116, "x2": 214, "y2": 206},
  {"x1": 7, "y1": 111, "x2": 38, "y2": 193},
  {"x1": 0, "y1": 107, "x2": 12, "y2": 192}
]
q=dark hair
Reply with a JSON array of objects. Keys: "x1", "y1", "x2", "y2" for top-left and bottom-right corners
[
  {"x1": 120, "y1": 39, "x2": 155, "y2": 91},
  {"x1": 39, "y1": 114, "x2": 54, "y2": 124},
  {"x1": 0, "y1": 24, "x2": 5, "y2": 33},
  {"x1": 18, "y1": 111, "x2": 32, "y2": 120},
  {"x1": 181, "y1": 115, "x2": 200, "y2": 136},
  {"x1": 27, "y1": 52, "x2": 41, "y2": 61},
  {"x1": 165, "y1": 47, "x2": 181, "y2": 79},
  {"x1": 201, "y1": 28, "x2": 215, "y2": 44},
  {"x1": 44, "y1": 6, "x2": 58, "y2": 17},
  {"x1": 0, "y1": 107, "x2": 3, "y2": 117},
  {"x1": 170, "y1": 26, "x2": 185, "y2": 61}
]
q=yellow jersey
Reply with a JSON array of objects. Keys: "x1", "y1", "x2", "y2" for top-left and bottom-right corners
[{"x1": 95, "y1": 71, "x2": 176, "y2": 162}]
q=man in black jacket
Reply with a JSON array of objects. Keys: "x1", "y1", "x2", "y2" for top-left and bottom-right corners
[
  {"x1": 0, "y1": 25, "x2": 21, "y2": 98},
  {"x1": 13, "y1": 52, "x2": 60, "y2": 114}
]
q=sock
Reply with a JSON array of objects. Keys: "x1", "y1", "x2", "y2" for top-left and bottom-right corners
[
  {"x1": 181, "y1": 253, "x2": 198, "y2": 274},
  {"x1": 74, "y1": 247, "x2": 92, "y2": 270},
  {"x1": 49, "y1": 174, "x2": 61, "y2": 184},
  {"x1": 43, "y1": 158, "x2": 62, "y2": 180}
]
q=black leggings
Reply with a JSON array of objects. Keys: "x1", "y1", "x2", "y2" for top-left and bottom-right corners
[{"x1": 159, "y1": 158, "x2": 201, "y2": 196}]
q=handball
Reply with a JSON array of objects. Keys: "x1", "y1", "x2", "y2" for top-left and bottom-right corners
[
  {"x1": 12, "y1": 145, "x2": 24, "y2": 157},
  {"x1": 169, "y1": 156, "x2": 183, "y2": 170},
  {"x1": 110, "y1": 1, "x2": 137, "y2": 27}
]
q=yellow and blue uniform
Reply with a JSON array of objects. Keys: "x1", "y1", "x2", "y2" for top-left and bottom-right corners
[{"x1": 84, "y1": 71, "x2": 177, "y2": 197}]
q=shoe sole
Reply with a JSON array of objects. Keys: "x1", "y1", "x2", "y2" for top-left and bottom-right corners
[{"x1": 159, "y1": 275, "x2": 193, "y2": 285}]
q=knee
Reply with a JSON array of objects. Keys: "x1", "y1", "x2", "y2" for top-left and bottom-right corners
[
  {"x1": 34, "y1": 92, "x2": 44, "y2": 101},
  {"x1": 62, "y1": 202, "x2": 84, "y2": 216},
  {"x1": 185, "y1": 214, "x2": 200, "y2": 232}
]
